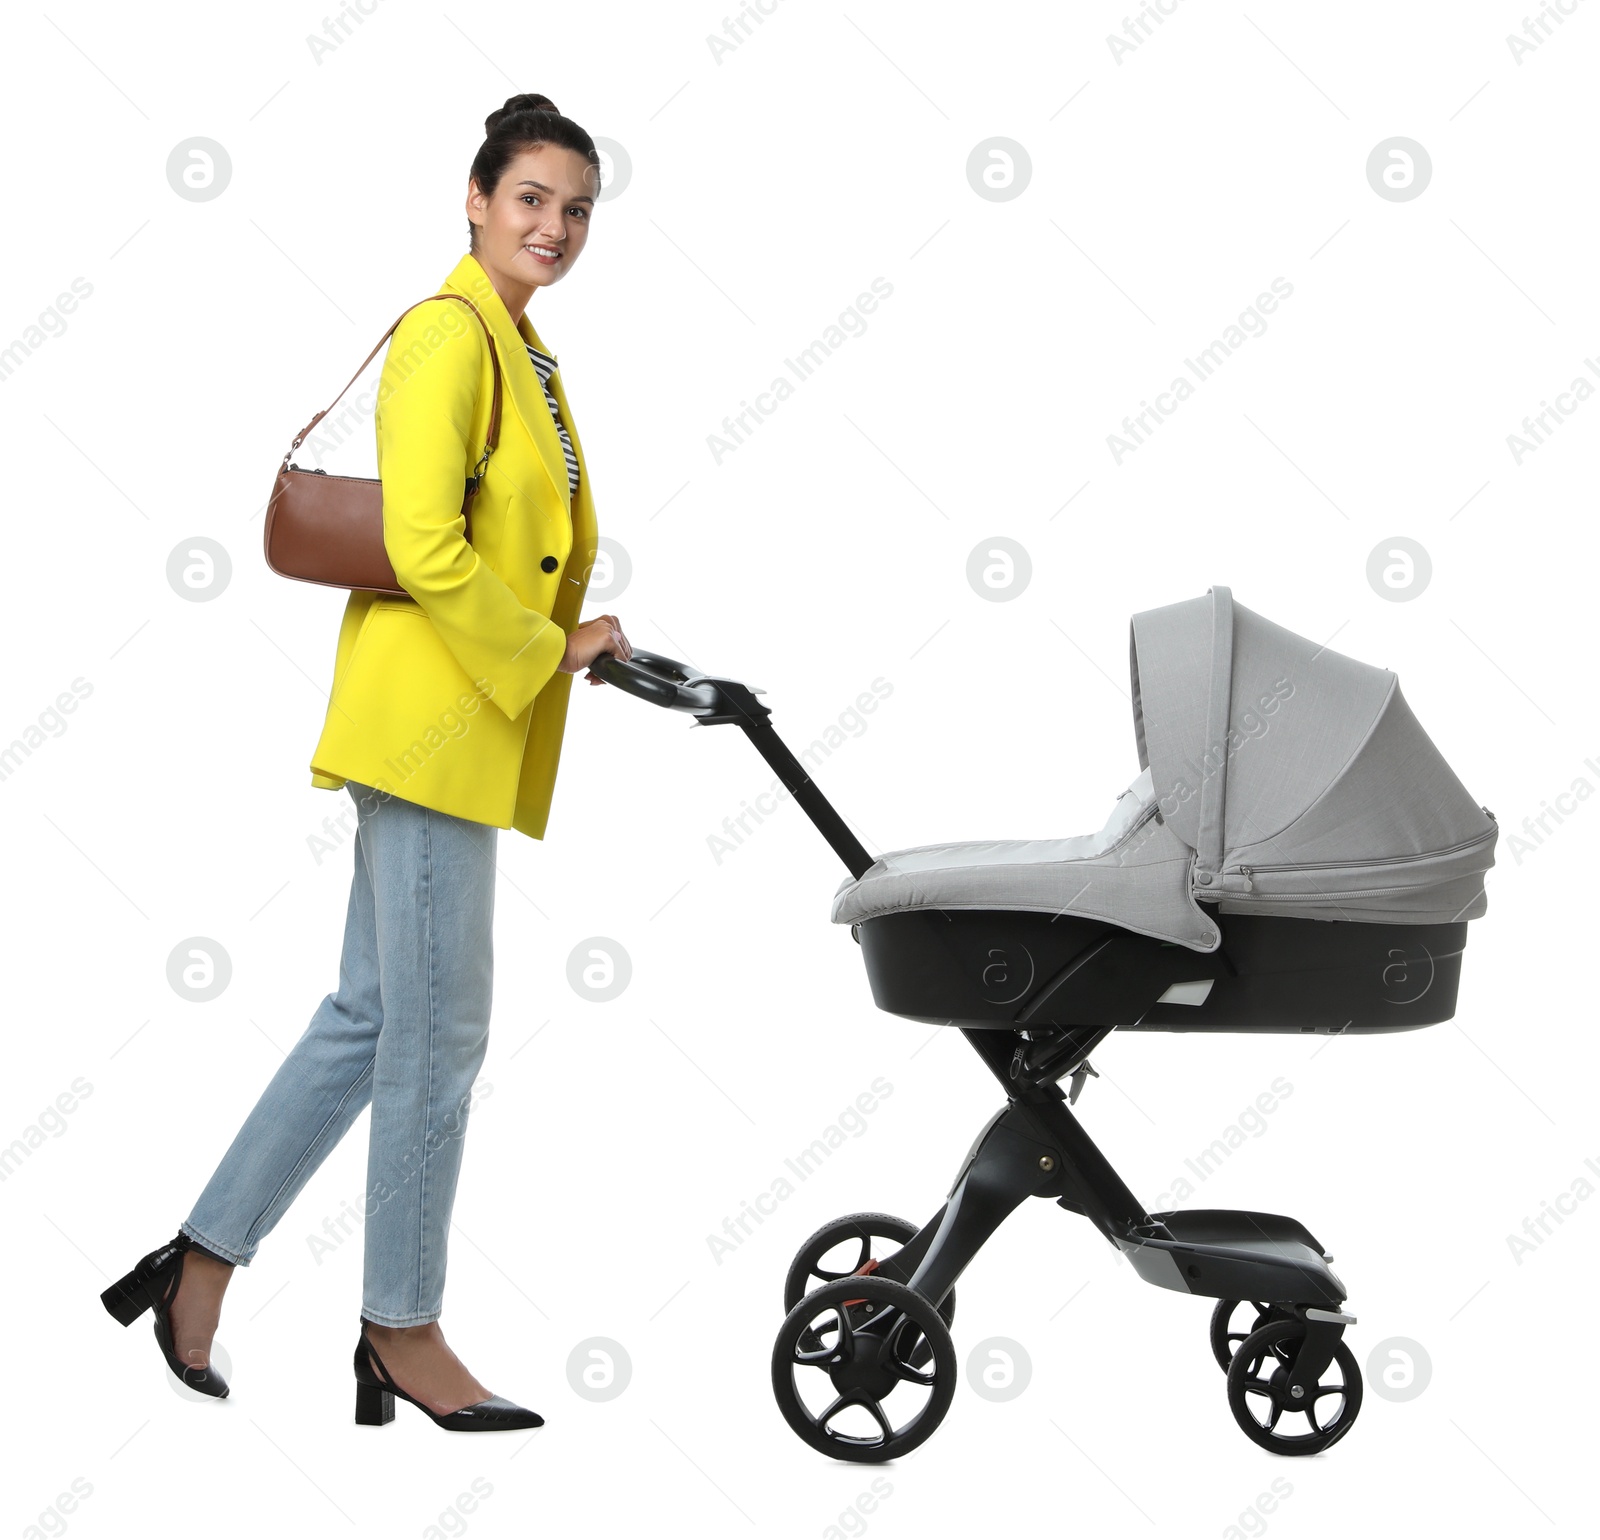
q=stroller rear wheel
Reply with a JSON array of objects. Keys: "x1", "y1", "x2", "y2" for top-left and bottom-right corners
[
  {"x1": 771, "y1": 1274, "x2": 956, "y2": 1462},
  {"x1": 784, "y1": 1212, "x2": 956, "y2": 1330},
  {"x1": 1209, "y1": 1298, "x2": 1294, "y2": 1371},
  {"x1": 1226, "y1": 1317, "x2": 1363, "y2": 1454}
]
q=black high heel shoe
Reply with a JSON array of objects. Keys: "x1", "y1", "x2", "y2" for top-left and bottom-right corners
[
  {"x1": 353, "y1": 1318, "x2": 543, "y2": 1430},
  {"x1": 100, "y1": 1232, "x2": 231, "y2": 1398}
]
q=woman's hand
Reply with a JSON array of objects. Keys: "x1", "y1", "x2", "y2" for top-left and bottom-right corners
[{"x1": 560, "y1": 614, "x2": 633, "y2": 685}]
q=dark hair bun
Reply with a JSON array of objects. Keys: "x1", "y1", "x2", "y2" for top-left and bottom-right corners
[{"x1": 484, "y1": 93, "x2": 561, "y2": 135}]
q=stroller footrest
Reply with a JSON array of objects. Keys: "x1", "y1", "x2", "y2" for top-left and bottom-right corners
[{"x1": 1116, "y1": 1208, "x2": 1346, "y2": 1306}]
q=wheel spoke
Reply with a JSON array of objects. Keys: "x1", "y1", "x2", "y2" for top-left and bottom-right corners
[
  {"x1": 812, "y1": 1234, "x2": 872, "y2": 1284},
  {"x1": 1241, "y1": 1380, "x2": 1282, "y2": 1434},
  {"x1": 794, "y1": 1340, "x2": 841, "y2": 1366},
  {"x1": 815, "y1": 1393, "x2": 853, "y2": 1434},
  {"x1": 888, "y1": 1321, "x2": 937, "y2": 1386},
  {"x1": 817, "y1": 1390, "x2": 891, "y2": 1447},
  {"x1": 834, "y1": 1305, "x2": 856, "y2": 1355},
  {"x1": 793, "y1": 1306, "x2": 850, "y2": 1366},
  {"x1": 1310, "y1": 1389, "x2": 1346, "y2": 1431},
  {"x1": 859, "y1": 1394, "x2": 894, "y2": 1445}
]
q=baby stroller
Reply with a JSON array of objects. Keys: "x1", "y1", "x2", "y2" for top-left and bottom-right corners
[{"x1": 594, "y1": 586, "x2": 1496, "y2": 1460}]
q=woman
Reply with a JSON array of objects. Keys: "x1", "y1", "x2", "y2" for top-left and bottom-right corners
[{"x1": 99, "y1": 93, "x2": 631, "y2": 1432}]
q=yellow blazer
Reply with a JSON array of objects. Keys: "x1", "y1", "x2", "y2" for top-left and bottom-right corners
[{"x1": 307, "y1": 251, "x2": 599, "y2": 839}]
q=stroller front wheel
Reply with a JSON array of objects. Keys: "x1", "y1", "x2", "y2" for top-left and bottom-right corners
[
  {"x1": 771, "y1": 1274, "x2": 956, "y2": 1462},
  {"x1": 1209, "y1": 1298, "x2": 1295, "y2": 1371},
  {"x1": 1226, "y1": 1317, "x2": 1363, "y2": 1454}
]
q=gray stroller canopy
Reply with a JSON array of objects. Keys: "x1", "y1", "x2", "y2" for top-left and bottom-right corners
[{"x1": 833, "y1": 586, "x2": 1497, "y2": 950}]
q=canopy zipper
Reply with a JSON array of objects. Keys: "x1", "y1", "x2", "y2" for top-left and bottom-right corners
[{"x1": 1220, "y1": 825, "x2": 1497, "y2": 883}]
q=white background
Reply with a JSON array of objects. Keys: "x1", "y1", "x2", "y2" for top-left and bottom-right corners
[{"x1": 2, "y1": 2, "x2": 1593, "y2": 1537}]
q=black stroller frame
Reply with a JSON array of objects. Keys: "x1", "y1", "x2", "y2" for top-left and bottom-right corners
[{"x1": 593, "y1": 648, "x2": 1467, "y2": 1461}]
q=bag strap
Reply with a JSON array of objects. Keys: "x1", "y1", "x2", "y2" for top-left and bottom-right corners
[{"x1": 280, "y1": 292, "x2": 504, "y2": 486}]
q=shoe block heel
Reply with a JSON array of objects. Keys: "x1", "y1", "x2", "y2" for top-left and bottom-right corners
[
  {"x1": 355, "y1": 1380, "x2": 395, "y2": 1426},
  {"x1": 100, "y1": 1273, "x2": 151, "y2": 1327}
]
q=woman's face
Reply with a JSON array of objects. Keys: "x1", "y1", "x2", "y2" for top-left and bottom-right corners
[{"x1": 469, "y1": 143, "x2": 596, "y2": 296}]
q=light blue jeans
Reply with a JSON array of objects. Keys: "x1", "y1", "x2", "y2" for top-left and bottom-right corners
[{"x1": 181, "y1": 780, "x2": 498, "y2": 1325}]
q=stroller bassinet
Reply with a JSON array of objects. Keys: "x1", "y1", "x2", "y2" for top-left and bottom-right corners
[
  {"x1": 592, "y1": 585, "x2": 1497, "y2": 1461},
  {"x1": 832, "y1": 584, "x2": 1497, "y2": 1034}
]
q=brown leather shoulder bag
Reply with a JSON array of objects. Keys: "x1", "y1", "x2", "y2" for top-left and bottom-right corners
[{"x1": 263, "y1": 292, "x2": 503, "y2": 597}]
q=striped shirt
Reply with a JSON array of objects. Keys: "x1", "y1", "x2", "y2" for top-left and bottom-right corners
[{"x1": 523, "y1": 341, "x2": 580, "y2": 497}]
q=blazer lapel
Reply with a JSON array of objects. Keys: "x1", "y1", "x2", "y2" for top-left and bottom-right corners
[{"x1": 439, "y1": 252, "x2": 570, "y2": 515}]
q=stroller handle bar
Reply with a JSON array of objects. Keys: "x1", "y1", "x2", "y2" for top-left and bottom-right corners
[
  {"x1": 588, "y1": 648, "x2": 727, "y2": 714},
  {"x1": 589, "y1": 648, "x2": 878, "y2": 881}
]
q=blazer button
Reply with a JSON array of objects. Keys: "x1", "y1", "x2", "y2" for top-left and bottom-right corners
[{"x1": 540, "y1": 555, "x2": 559, "y2": 572}]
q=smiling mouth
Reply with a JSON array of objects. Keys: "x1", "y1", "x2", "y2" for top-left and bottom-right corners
[{"x1": 524, "y1": 244, "x2": 562, "y2": 262}]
